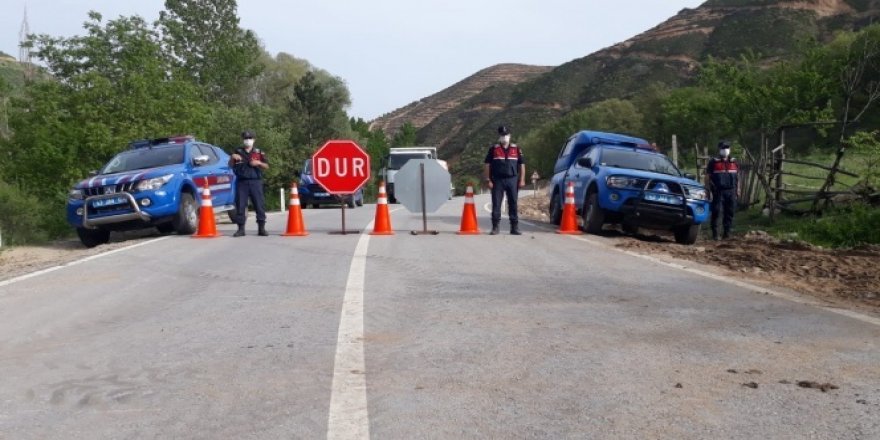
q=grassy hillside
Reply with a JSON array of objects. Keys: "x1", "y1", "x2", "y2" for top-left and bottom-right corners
[
  {"x1": 370, "y1": 64, "x2": 552, "y2": 137},
  {"x1": 405, "y1": 0, "x2": 880, "y2": 172}
]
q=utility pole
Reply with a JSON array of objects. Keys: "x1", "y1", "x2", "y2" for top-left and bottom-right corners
[{"x1": 19, "y1": 5, "x2": 34, "y2": 81}]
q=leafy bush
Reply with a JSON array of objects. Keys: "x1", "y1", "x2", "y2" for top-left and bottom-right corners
[
  {"x1": 794, "y1": 204, "x2": 880, "y2": 247},
  {"x1": 741, "y1": 204, "x2": 880, "y2": 248},
  {"x1": 848, "y1": 130, "x2": 880, "y2": 188},
  {"x1": 0, "y1": 181, "x2": 50, "y2": 245}
]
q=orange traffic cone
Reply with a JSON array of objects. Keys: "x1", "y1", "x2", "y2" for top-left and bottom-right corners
[
  {"x1": 557, "y1": 181, "x2": 582, "y2": 235},
  {"x1": 192, "y1": 180, "x2": 221, "y2": 238},
  {"x1": 457, "y1": 183, "x2": 481, "y2": 235},
  {"x1": 281, "y1": 182, "x2": 308, "y2": 236},
  {"x1": 370, "y1": 181, "x2": 394, "y2": 235}
]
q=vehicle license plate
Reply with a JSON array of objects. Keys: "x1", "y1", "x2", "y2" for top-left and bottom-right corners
[
  {"x1": 92, "y1": 196, "x2": 127, "y2": 208},
  {"x1": 315, "y1": 192, "x2": 329, "y2": 197},
  {"x1": 644, "y1": 193, "x2": 681, "y2": 205}
]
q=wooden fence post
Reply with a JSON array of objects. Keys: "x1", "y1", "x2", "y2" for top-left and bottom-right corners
[{"x1": 671, "y1": 134, "x2": 678, "y2": 167}]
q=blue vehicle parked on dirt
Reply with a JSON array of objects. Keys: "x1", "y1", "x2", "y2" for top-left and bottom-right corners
[
  {"x1": 67, "y1": 135, "x2": 236, "y2": 247},
  {"x1": 548, "y1": 131, "x2": 710, "y2": 244}
]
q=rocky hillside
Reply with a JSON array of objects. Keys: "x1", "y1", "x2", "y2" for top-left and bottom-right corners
[
  {"x1": 369, "y1": 63, "x2": 552, "y2": 136},
  {"x1": 385, "y1": 0, "x2": 880, "y2": 172}
]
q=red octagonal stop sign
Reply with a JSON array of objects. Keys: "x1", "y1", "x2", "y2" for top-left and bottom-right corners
[{"x1": 311, "y1": 140, "x2": 371, "y2": 194}]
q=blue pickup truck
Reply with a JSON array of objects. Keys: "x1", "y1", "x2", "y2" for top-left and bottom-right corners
[
  {"x1": 548, "y1": 131, "x2": 710, "y2": 244},
  {"x1": 66, "y1": 135, "x2": 236, "y2": 247}
]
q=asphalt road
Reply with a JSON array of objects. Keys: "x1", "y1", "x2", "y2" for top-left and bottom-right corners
[{"x1": 1, "y1": 193, "x2": 878, "y2": 439}]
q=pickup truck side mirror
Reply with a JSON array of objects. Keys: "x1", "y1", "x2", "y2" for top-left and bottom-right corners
[
  {"x1": 576, "y1": 157, "x2": 592, "y2": 168},
  {"x1": 294, "y1": 169, "x2": 301, "y2": 177},
  {"x1": 88, "y1": 170, "x2": 99, "y2": 177},
  {"x1": 683, "y1": 172, "x2": 696, "y2": 180},
  {"x1": 193, "y1": 155, "x2": 210, "y2": 166}
]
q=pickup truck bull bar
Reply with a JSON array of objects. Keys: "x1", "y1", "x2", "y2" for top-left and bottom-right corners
[{"x1": 82, "y1": 192, "x2": 151, "y2": 228}]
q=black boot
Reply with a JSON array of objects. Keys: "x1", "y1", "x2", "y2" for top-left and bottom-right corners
[
  {"x1": 722, "y1": 229, "x2": 731, "y2": 240},
  {"x1": 233, "y1": 224, "x2": 246, "y2": 237},
  {"x1": 490, "y1": 222, "x2": 500, "y2": 235},
  {"x1": 510, "y1": 222, "x2": 522, "y2": 235},
  {"x1": 257, "y1": 222, "x2": 268, "y2": 236}
]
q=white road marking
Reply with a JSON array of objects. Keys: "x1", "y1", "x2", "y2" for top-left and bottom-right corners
[
  {"x1": 0, "y1": 237, "x2": 171, "y2": 288},
  {"x1": 326, "y1": 206, "x2": 403, "y2": 439},
  {"x1": 518, "y1": 219, "x2": 880, "y2": 328},
  {"x1": 327, "y1": 221, "x2": 374, "y2": 440}
]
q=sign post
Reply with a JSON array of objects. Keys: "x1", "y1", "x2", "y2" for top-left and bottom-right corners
[
  {"x1": 531, "y1": 171, "x2": 540, "y2": 197},
  {"x1": 395, "y1": 159, "x2": 451, "y2": 235},
  {"x1": 311, "y1": 140, "x2": 371, "y2": 234}
]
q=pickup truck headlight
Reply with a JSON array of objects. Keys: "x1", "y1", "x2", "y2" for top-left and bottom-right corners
[
  {"x1": 68, "y1": 188, "x2": 84, "y2": 200},
  {"x1": 606, "y1": 176, "x2": 642, "y2": 189},
  {"x1": 136, "y1": 174, "x2": 174, "y2": 191},
  {"x1": 683, "y1": 185, "x2": 709, "y2": 201}
]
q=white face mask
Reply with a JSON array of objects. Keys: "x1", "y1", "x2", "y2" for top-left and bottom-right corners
[
  {"x1": 499, "y1": 135, "x2": 511, "y2": 145},
  {"x1": 243, "y1": 139, "x2": 255, "y2": 148},
  {"x1": 720, "y1": 148, "x2": 731, "y2": 158}
]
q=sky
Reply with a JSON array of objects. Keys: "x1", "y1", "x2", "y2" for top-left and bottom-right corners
[{"x1": 2, "y1": 1, "x2": 706, "y2": 120}]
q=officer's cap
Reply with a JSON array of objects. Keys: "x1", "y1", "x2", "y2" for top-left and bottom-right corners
[
  {"x1": 241, "y1": 130, "x2": 256, "y2": 139},
  {"x1": 718, "y1": 140, "x2": 731, "y2": 149},
  {"x1": 497, "y1": 125, "x2": 511, "y2": 136}
]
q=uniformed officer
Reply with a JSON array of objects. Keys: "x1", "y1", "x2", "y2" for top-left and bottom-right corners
[
  {"x1": 483, "y1": 125, "x2": 526, "y2": 235},
  {"x1": 706, "y1": 141, "x2": 739, "y2": 240},
  {"x1": 229, "y1": 130, "x2": 269, "y2": 237}
]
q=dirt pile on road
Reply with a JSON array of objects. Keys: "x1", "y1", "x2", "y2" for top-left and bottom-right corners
[
  {"x1": 518, "y1": 195, "x2": 880, "y2": 314},
  {"x1": 616, "y1": 231, "x2": 880, "y2": 311}
]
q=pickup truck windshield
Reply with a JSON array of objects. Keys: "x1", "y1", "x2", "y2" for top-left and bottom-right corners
[
  {"x1": 600, "y1": 149, "x2": 680, "y2": 176},
  {"x1": 303, "y1": 159, "x2": 313, "y2": 175},
  {"x1": 388, "y1": 153, "x2": 430, "y2": 170},
  {"x1": 101, "y1": 145, "x2": 185, "y2": 174}
]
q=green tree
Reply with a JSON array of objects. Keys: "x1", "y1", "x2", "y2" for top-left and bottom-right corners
[
  {"x1": 660, "y1": 87, "x2": 730, "y2": 154},
  {"x1": 8, "y1": 12, "x2": 208, "y2": 194},
  {"x1": 521, "y1": 99, "x2": 645, "y2": 179},
  {"x1": 289, "y1": 71, "x2": 345, "y2": 149},
  {"x1": 698, "y1": 52, "x2": 834, "y2": 149},
  {"x1": 632, "y1": 82, "x2": 672, "y2": 145},
  {"x1": 391, "y1": 122, "x2": 418, "y2": 147},
  {"x1": 1, "y1": 12, "x2": 210, "y2": 238},
  {"x1": 158, "y1": 0, "x2": 261, "y2": 103}
]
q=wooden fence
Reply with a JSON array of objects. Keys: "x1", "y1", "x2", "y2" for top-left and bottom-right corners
[{"x1": 691, "y1": 139, "x2": 862, "y2": 219}]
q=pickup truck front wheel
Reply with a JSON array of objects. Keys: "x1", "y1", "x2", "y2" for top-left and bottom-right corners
[
  {"x1": 173, "y1": 192, "x2": 198, "y2": 234},
  {"x1": 549, "y1": 192, "x2": 563, "y2": 225},
  {"x1": 674, "y1": 223, "x2": 701, "y2": 245},
  {"x1": 582, "y1": 191, "x2": 605, "y2": 234},
  {"x1": 77, "y1": 227, "x2": 110, "y2": 248}
]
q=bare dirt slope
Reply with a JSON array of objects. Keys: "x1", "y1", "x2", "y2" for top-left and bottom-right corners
[{"x1": 518, "y1": 194, "x2": 880, "y2": 315}]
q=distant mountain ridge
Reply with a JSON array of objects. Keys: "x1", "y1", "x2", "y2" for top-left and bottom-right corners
[
  {"x1": 373, "y1": 0, "x2": 880, "y2": 172},
  {"x1": 369, "y1": 63, "x2": 552, "y2": 137}
]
